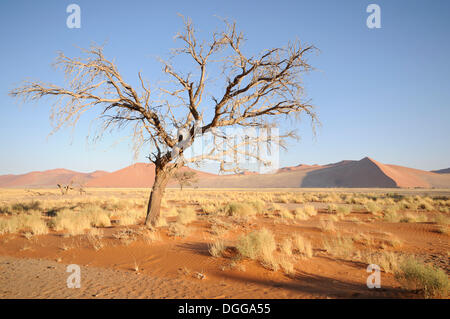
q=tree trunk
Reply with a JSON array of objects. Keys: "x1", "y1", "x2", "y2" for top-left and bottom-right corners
[{"x1": 145, "y1": 163, "x2": 173, "y2": 226}]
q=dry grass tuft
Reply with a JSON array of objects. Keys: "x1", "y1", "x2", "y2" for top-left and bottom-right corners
[
  {"x1": 395, "y1": 257, "x2": 449, "y2": 298},
  {"x1": 208, "y1": 239, "x2": 226, "y2": 257},
  {"x1": 292, "y1": 234, "x2": 313, "y2": 258}
]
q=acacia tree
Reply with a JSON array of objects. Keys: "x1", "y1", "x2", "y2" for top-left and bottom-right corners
[
  {"x1": 10, "y1": 17, "x2": 318, "y2": 226},
  {"x1": 173, "y1": 171, "x2": 198, "y2": 190}
]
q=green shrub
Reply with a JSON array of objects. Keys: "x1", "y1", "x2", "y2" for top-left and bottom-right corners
[{"x1": 395, "y1": 257, "x2": 449, "y2": 298}]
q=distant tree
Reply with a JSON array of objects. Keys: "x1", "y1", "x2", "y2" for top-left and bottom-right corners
[
  {"x1": 172, "y1": 171, "x2": 198, "y2": 190},
  {"x1": 57, "y1": 181, "x2": 74, "y2": 195},
  {"x1": 10, "y1": 16, "x2": 318, "y2": 226}
]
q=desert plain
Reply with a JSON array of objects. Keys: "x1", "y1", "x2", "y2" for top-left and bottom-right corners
[{"x1": 0, "y1": 186, "x2": 448, "y2": 299}]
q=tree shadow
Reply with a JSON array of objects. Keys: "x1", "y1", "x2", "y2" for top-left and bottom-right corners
[
  {"x1": 177, "y1": 241, "x2": 211, "y2": 257},
  {"x1": 216, "y1": 269, "x2": 407, "y2": 298}
]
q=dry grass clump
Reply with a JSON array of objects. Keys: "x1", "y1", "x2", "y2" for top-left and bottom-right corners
[
  {"x1": 208, "y1": 239, "x2": 226, "y2": 257},
  {"x1": 399, "y1": 212, "x2": 428, "y2": 223},
  {"x1": 336, "y1": 205, "x2": 352, "y2": 217},
  {"x1": 278, "y1": 256, "x2": 295, "y2": 275},
  {"x1": 398, "y1": 199, "x2": 418, "y2": 211},
  {"x1": 416, "y1": 200, "x2": 435, "y2": 212},
  {"x1": 236, "y1": 228, "x2": 277, "y2": 268},
  {"x1": 85, "y1": 207, "x2": 111, "y2": 227},
  {"x1": 225, "y1": 202, "x2": 257, "y2": 218},
  {"x1": 292, "y1": 234, "x2": 313, "y2": 258},
  {"x1": 52, "y1": 209, "x2": 91, "y2": 236},
  {"x1": 176, "y1": 207, "x2": 197, "y2": 225},
  {"x1": 117, "y1": 214, "x2": 138, "y2": 226},
  {"x1": 112, "y1": 228, "x2": 136, "y2": 245},
  {"x1": 383, "y1": 206, "x2": 401, "y2": 222},
  {"x1": 0, "y1": 213, "x2": 49, "y2": 235},
  {"x1": 168, "y1": 223, "x2": 190, "y2": 237},
  {"x1": 280, "y1": 238, "x2": 293, "y2": 256},
  {"x1": 249, "y1": 199, "x2": 266, "y2": 214},
  {"x1": 293, "y1": 205, "x2": 317, "y2": 220},
  {"x1": 19, "y1": 212, "x2": 49, "y2": 235},
  {"x1": 395, "y1": 257, "x2": 449, "y2": 298},
  {"x1": 86, "y1": 228, "x2": 104, "y2": 251},
  {"x1": 318, "y1": 219, "x2": 336, "y2": 233},
  {"x1": 327, "y1": 204, "x2": 338, "y2": 213},
  {"x1": 0, "y1": 217, "x2": 20, "y2": 234},
  {"x1": 323, "y1": 235, "x2": 354, "y2": 259},
  {"x1": 279, "y1": 208, "x2": 294, "y2": 220},
  {"x1": 364, "y1": 201, "x2": 382, "y2": 214},
  {"x1": 359, "y1": 251, "x2": 403, "y2": 274},
  {"x1": 142, "y1": 230, "x2": 161, "y2": 244},
  {"x1": 433, "y1": 213, "x2": 449, "y2": 226},
  {"x1": 1, "y1": 200, "x2": 42, "y2": 215}
]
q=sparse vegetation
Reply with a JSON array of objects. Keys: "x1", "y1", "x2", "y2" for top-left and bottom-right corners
[
  {"x1": 395, "y1": 257, "x2": 449, "y2": 298},
  {"x1": 208, "y1": 239, "x2": 226, "y2": 257}
]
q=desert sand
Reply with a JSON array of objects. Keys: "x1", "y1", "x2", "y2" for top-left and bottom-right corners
[{"x1": 0, "y1": 188, "x2": 448, "y2": 299}]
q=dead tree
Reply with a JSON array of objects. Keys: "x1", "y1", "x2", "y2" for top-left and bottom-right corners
[
  {"x1": 57, "y1": 181, "x2": 74, "y2": 195},
  {"x1": 10, "y1": 16, "x2": 318, "y2": 226}
]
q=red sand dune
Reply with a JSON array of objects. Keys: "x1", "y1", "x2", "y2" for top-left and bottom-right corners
[
  {"x1": 86, "y1": 163, "x2": 215, "y2": 188},
  {"x1": 1, "y1": 157, "x2": 449, "y2": 188},
  {"x1": 0, "y1": 168, "x2": 108, "y2": 188}
]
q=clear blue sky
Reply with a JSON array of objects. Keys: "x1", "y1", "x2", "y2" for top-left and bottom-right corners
[{"x1": 0, "y1": 0, "x2": 449, "y2": 174}]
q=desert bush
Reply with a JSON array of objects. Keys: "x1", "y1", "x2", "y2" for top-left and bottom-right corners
[
  {"x1": 364, "y1": 201, "x2": 382, "y2": 214},
  {"x1": 142, "y1": 230, "x2": 161, "y2": 243},
  {"x1": 0, "y1": 203, "x2": 12, "y2": 215},
  {"x1": 433, "y1": 213, "x2": 450, "y2": 226},
  {"x1": 225, "y1": 202, "x2": 256, "y2": 218},
  {"x1": 336, "y1": 205, "x2": 352, "y2": 217},
  {"x1": 303, "y1": 205, "x2": 317, "y2": 216},
  {"x1": 236, "y1": 228, "x2": 276, "y2": 263},
  {"x1": 361, "y1": 251, "x2": 402, "y2": 274},
  {"x1": 327, "y1": 204, "x2": 338, "y2": 213},
  {"x1": 10, "y1": 200, "x2": 42, "y2": 214},
  {"x1": 52, "y1": 209, "x2": 91, "y2": 236},
  {"x1": 279, "y1": 208, "x2": 294, "y2": 220},
  {"x1": 323, "y1": 235, "x2": 354, "y2": 259},
  {"x1": 277, "y1": 195, "x2": 290, "y2": 203},
  {"x1": 319, "y1": 219, "x2": 336, "y2": 233},
  {"x1": 278, "y1": 256, "x2": 295, "y2": 275},
  {"x1": 395, "y1": 257, "x2": 449, "y2": 298},
  {"x1": 399, "y1": 199, "x2": 418, "y2": 211},
  {"x1": 118, "y1": 214, "x2": 138, "y2": 226},
  {"x1": 86, "y1": 208, "x2": 111, "y2": 227},
  {"x1": 0, "y1": 216, "x2": 20, "y2": 234},
  {"x1": 86, "y1": 229, "x2": 104, "y2": 250},
  {"x1": 292, "y1": 234, "x2": 313, "y2": 258},
  {"x1": 384, "y1": 206, "x2": 400, "y2": 222},
  {"x1": 400, "y1": 213, "x2": 428, "y2": 223},
  {"x1": 112, "y1": 228, "x2": 137, "y2": 245},
  {"x1": 417, "y1": 200, "x2": 434, "y2": 212},
  {"x1": 19, "y1": 212, "x2": 48, "y2": 235},
  {"x1": 249, "y1": 199, "x2": 266, "y2": 214},
  {"x1": 168, "y1": 223, "x2": 190, "y2": 237},
  {"x1": 280, "y1": 238, "x2": 293, "y2": 256},
  {"x1": 177, "y1": 207, "x2": 197, "y2": 225}
]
